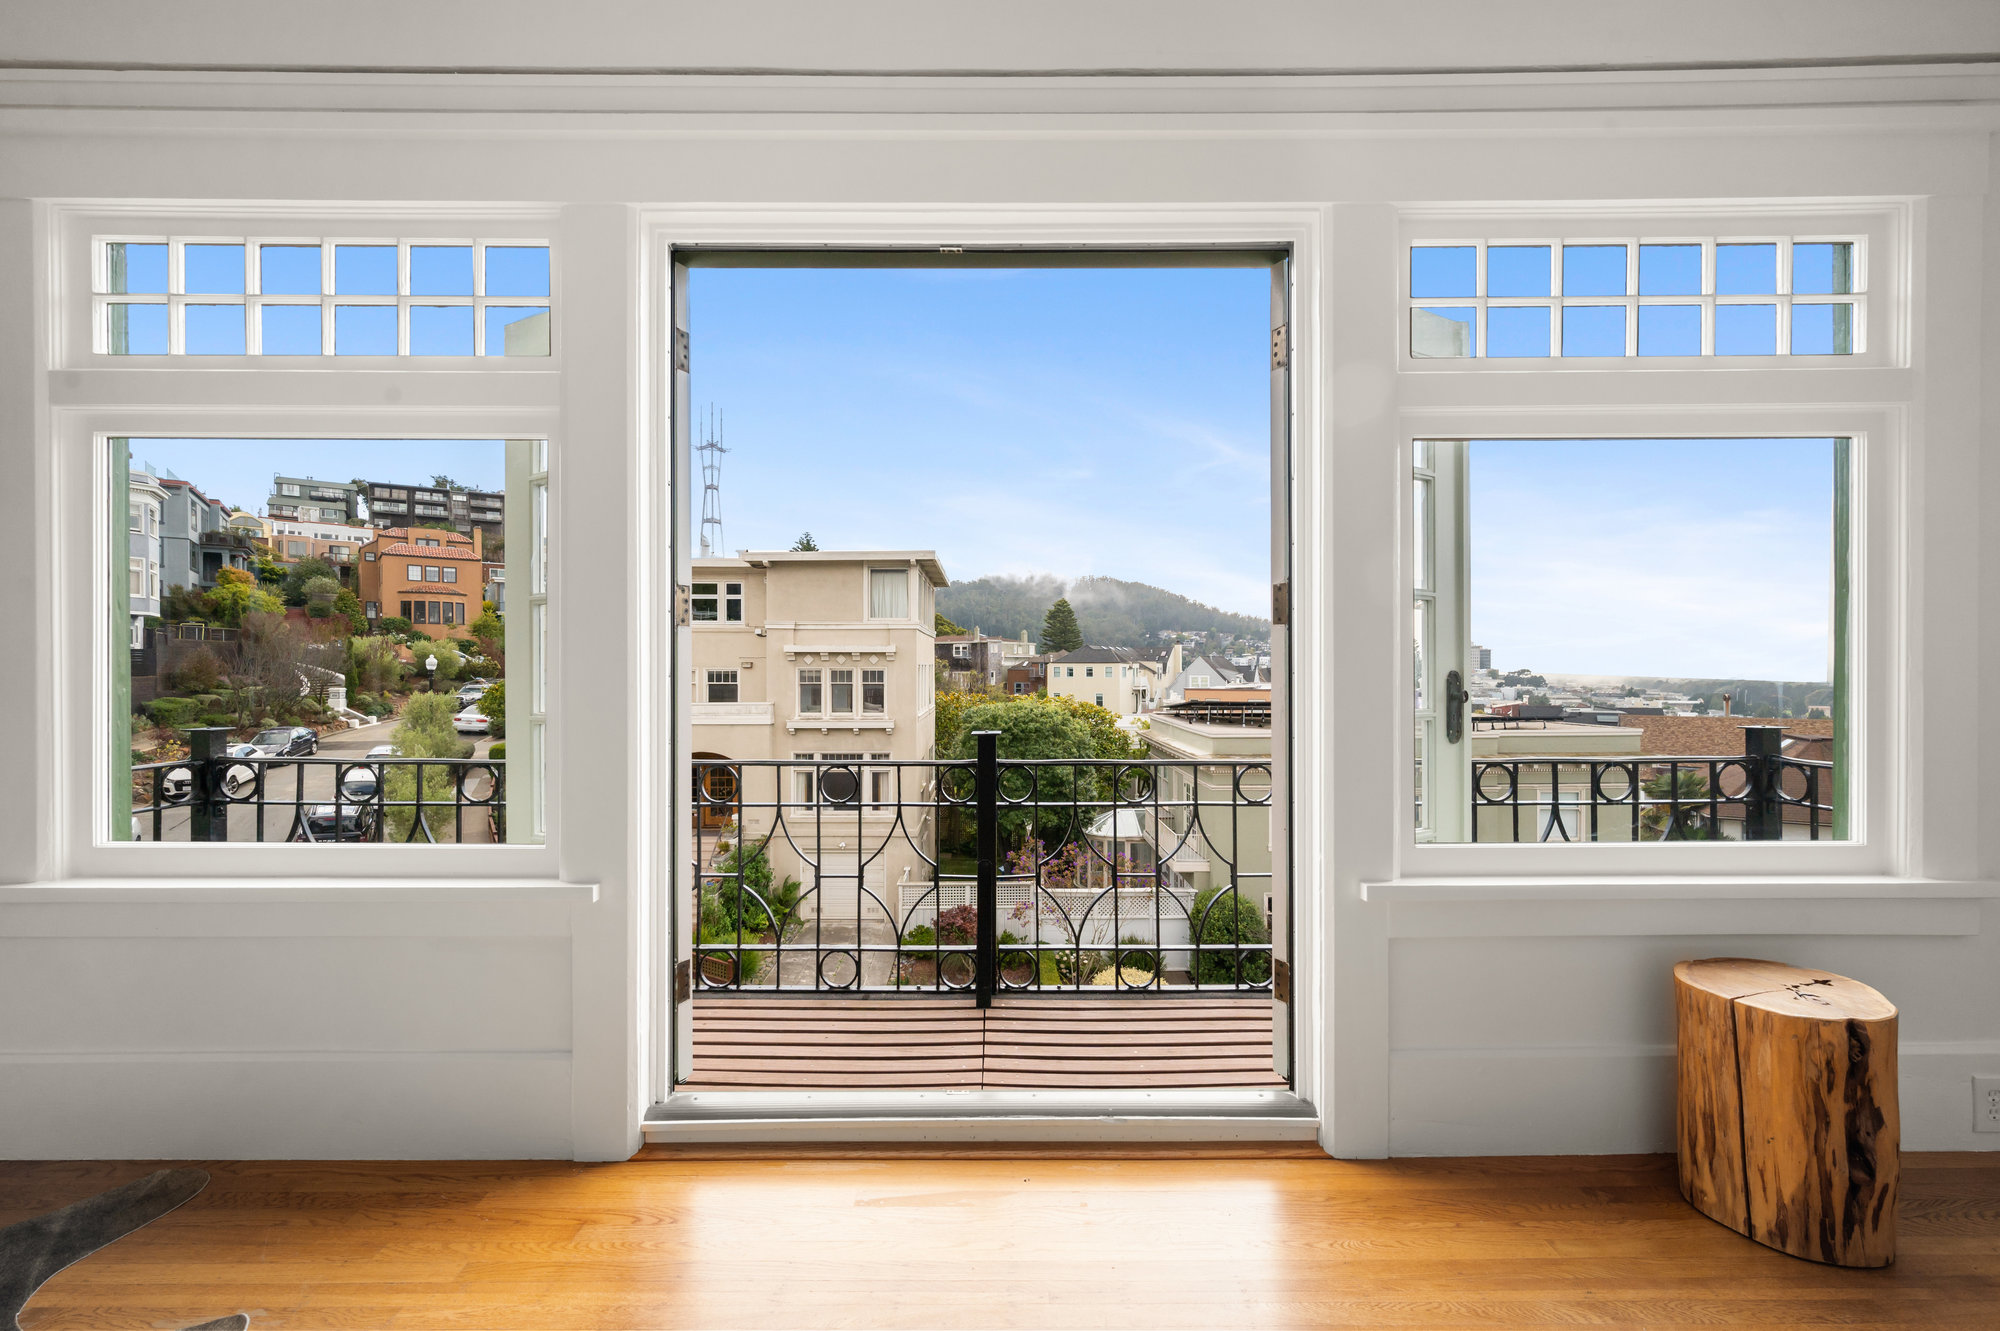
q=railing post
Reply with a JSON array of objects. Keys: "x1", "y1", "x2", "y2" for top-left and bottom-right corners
[
  {"x1": 185, "y1": 725, "x2": 232, "y2": 842},
  {"x1": 973, "y1": 729, "x2": 999, "y2": 1009},
  {"x1": 1744, "y1": 725, "x2": 1786, "y2": 841}
]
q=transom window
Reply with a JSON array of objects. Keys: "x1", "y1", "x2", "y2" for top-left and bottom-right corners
[
  {"x1": 95, "y1": 236, "x2": 552, "y2": 357},
  {"x1": 1409, "y1": 237, "x2": 1863, "y2": 359}
]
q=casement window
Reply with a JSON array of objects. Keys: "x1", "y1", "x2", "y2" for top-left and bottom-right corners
[
  {"x1": 829, "y1": 668, "x2": 854, "y2": 713},
  {"x1": 1408, "y1": 235, "x2": 1864, "y2": 359},
  {"x1": 952, "y1": 644, "x2": 969, "y2": 659},
  {"x1": 797, "y1": 668, "x2": 823, "y2": 714},
  {"x1": 97, "y1": 237, "x2": 552, "y2": 357},
  {"x1": 861, "y1": 669, "x2": 885, "y2": 714},
  {"x1": 442, "y1": 566, "x2": 457, "y2": 584},
  {"x1": 127, "y1": 558, "x2": 144, "y2": 596},
  {"x1": 868, "y1": 567, "x2": 909, "y2": 619},
  {"x1": 705, "y1": 669, "x2": 739, "y2": 703},
  {"x1": 406, "y1": 562, "x2": 423, "y2": 580},
  {"x1": 425, "y1": 566, "x2": 441, "y2": 582},
  {"x1": 690, "y1": 581, "x2": 742, "y2": 623},
  {"x1": 1411, "y1": 436, "x2": 1851, "y2": 846}
]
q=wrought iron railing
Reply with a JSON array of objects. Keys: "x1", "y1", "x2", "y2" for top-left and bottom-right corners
[
  {"x1": 129, "y1": 727, "x2": 503, "y2": 843},
  {"x1": 690, "y1": 732, "x2": 1277, "y2": 1002},
  {"x1": 1470, "y1": 730, "x2": 1833, "y2": 843}
]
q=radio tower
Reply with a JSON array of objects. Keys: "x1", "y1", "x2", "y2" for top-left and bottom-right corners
[{"x1": 697, "y1": 405, "x2": 728, "y2": 557}]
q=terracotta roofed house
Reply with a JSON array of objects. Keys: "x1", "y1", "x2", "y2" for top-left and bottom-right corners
[{"x1": 357, "y1": 525, "x2": 485, "y2": 637}]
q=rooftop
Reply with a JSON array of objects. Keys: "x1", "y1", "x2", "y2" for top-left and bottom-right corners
[{"x1": 699, "y1": 550, "x2": 949, "y2": 586}]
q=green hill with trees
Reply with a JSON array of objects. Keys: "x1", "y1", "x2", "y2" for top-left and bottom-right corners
[{"x1": 936, "y1": 574, "x2": 1267, "y2": 649}]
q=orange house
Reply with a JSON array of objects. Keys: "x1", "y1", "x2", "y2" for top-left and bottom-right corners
[{"x1": 357, "y1": 526, "x2": 484, "y2": 638}]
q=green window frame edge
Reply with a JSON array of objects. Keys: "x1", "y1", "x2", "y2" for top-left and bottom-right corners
[
  {"x1": 110, "y1": 438, "x2": 132, "y2": 838},
  {"x1": 1833, "y1": 436, "x2": 1851, "y2": 841}
]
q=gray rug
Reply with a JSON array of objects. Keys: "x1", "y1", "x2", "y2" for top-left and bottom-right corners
[{"x1": 0, "y1": 1168, "x2": 247, "y2": 1330}]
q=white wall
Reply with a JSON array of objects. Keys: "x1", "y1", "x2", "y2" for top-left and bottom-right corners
[{"x1": 0, "y1": 11, "x2": 1995, "y2": 1160}]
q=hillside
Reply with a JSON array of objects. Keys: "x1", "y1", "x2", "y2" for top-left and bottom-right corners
[{"x1": 937, "y1": 574, "x2": 1268, "y2": 650}]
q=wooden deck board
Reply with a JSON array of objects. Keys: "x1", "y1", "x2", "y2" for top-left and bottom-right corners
[{"x1": 685, "y1": 994, "x2": 1286, "y2": 1090}]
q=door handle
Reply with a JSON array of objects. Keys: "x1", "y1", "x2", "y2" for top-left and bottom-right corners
[{"x1": 1445, "y1": 669, "x2": 1466, "y2": 744}]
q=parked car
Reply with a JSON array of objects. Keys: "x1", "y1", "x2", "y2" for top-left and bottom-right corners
[
  {"x1": 366, "y1": 743, "x2": 400, "y2": 760},
  {"x1": 246, "y1": 726, "x2": 317, "y2": 758},
  {"x1": 289, "y1": 802, "x2": 379, "y2": 842},
  {"x1": 158, "y1": 742, "x2": 261, "y2": 801},
  {"x1": 454, "y1": 706, "x2": 491, "y2": 735}
]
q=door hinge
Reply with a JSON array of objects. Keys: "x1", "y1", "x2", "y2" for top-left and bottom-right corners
[
  {"x1": 674, "y1": 959, "x2": 692, "y2": 1004},
  {"x1": 674, "y1": 327, "x2": 690, "y2": 373},
  {"x1": 1273, "y1": 958, "x2": 1291, "y2": 1005},
  {"x1": 1270, "y1": 323, "x2": 1289, "y2": 370},
  {"x1": 1271, "y1": 579, "x2": 1289, "y2": 627},
  {"x1": 675, "y1": 584, "x2": 691, "y2": 627}
]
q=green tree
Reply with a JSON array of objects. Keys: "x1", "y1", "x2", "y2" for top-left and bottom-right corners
[
  {"x1": 351, "y1": 635, "x2": 406, "y2": 694},
  {"x1": 950, "y1": 699, "x2": 1099, "y2": 844},
  {"x1": 1033, "y1": 691, "x2": 1147, "y2": 761},
  {"x1": 376, "y1": 615, "x2": 412, "y2": 636},
  {"x1": 206, "y1": 568, "x2": 284, "y2": 628},
  {"x1": 430, "y1": 473, "x2": 461, "y2": 490},
  {"x1": 1041, "y1": 597, "x2": 1083, "y2": 653},
  {"x1": 381, "y1": 693, "x2": 474, "y2": 841},
  {"x1": 469, "y1": 607, "x2": 505, "y2": 664},
  {"x1": 282, "y1": 557, "x2": 338, "y2": 606},
  {"x1": 935, "y1": 611, "x2": 966, "y2": 636},
  {"x1": 332, "y1": 587, "x2": 367, "y2": 635},
  {"x1": 411, "y1": 637, "x2": 464, "y2": 685},
  {"x1": 476, "y1": 679, "x2": 506, "y2": 739},
  {"x1": 302, "y1": 575, "x2": 341, "y2": 617},
  {"x1": 790, "y1": 532, "x2": 819, "y2": 551}
]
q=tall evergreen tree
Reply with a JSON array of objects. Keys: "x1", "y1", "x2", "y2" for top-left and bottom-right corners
[{"x1": 1041, "y1": 597, "x2": 1083, "y2": 653}]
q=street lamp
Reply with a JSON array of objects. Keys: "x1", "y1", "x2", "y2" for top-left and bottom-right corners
[{"x1": 425, "y1": 653, "x2": 438, "y2": 693}]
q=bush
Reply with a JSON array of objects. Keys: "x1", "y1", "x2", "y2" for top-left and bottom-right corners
[
  {"x1": 376, "y1": 616, "x2": 413, "y2": 636},
  {"x1": 167, "y1": 647, "x2": 225, "y2": 694},
  {"x1": 1114, "y1": 935, "x2": 1162, "y2": 974},
  {"x1": 197, "y1": 713, "x2": 237, "y2": 729},
  {"x1": 934, "y1": 904, "x2": 979, "y2": 946},
  {"x1": 475, "y1": 679, "x2": 506, "y2": 739},
  {"x1": 488, "y1": 741, "x2": 506, "y2": 760},
  {"x1": 695, "y1": 917, "x2": 763, "y2": 984},
  {"x1": 899, "y1": 923, "x2": 937, "y2": 960},
  {"x1": 145, "y1": 697, "x2": 201, "y2": 728},
  {"x1": 702, "y1": 844, "x2": 801, "y2": 937},
  {"x1": 1191, "y1": 887, "x2": 1271, "y2": 986}
]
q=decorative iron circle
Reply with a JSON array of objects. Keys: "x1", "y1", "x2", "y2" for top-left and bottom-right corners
[
  {"x1": 938, "y1": 951, "x2": 977, "y2": 990},
  {"x1": 1475, "y1": 763, "x2": 1517, "y2": 803},
  {"x1": 159, "y1": 765, "x2": 196, "y2": 805},
  {"x1": 996, "y1": 948, "x2": 1039, "y2": 989},
  {"x1": 938, "y1": 764, "x2": 977, "y2": 805},
  {"x1": 697, "y1": 765, "x2": 739, "y2": 805},
  {"x1": 221, "y1": 763, "x2": 263, "y2": 802},
  {"x1": 1116, "y1": 764, "x2": 1157, "y2": 804},
  {"x1": 997, "y1": 764, "x2": 1038, "y2": 804},
  {"x1": 334, "y1": 766, "x2": 377, "y2": 804},
  {"x1": 455, "y1": 764, "x2": 500, "y2": 804},
  {"x1": 1233, "y1": 764, "x2": 1274, "y2": 805},
  {"x1": 817, "y1": 949, "x2": 860, "y2": 990},
  {"x1": 1593, "y1": 763, "x2": 1637, "y2": 803},
  {"x1": 819, "y1": 765, "x2": 860, "y2": 806}
]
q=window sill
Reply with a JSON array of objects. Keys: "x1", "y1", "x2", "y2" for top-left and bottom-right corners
[
  {"x1": 0, "y1": 878, "x2": 600, "y2": 905},
  {"x1": 1360, "y1": 876, "x2": 1999, "y2": 903}
]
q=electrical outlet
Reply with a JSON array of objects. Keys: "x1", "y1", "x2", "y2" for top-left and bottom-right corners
[{"x1": 1976, "y1": 1077, "x2": 2000, "y2": 1133}]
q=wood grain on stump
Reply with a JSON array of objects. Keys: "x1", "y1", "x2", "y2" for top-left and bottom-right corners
[{"x1": 1675, "y1": 957, "x2": 1899, "y2": 1267}]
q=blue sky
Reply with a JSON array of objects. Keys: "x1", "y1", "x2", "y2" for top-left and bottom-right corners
[
  {"x1": 1470, "y1": 438, "x2": 1834, "y2": 681},
  {"x1": 127, "y1": 439, "x2": 506, "y2": 514},
  {"x1": 688, "y1": 266, "x2": 1275, "y2": 616}
]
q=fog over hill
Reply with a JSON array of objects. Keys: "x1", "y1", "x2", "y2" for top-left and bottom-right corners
[{"x1": 938, "y1": 574, "x2": 1269, "y2": 649}]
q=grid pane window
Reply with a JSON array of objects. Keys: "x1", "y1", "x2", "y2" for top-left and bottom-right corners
[
  {"x1": 1406, "y1": 234, "x2": 1864, "y2": 360},
  {"x1": 96, "y1": 236, "x2": 552, "y2": 357},
  {"x1": 705, "y1": 670, "x2": 739, "y2": 703}
]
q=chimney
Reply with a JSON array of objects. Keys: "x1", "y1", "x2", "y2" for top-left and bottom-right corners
[{"x1": 1722, "y1": 692, "x2": 1732, "y2": 717}]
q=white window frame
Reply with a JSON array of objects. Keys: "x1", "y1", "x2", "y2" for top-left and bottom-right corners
[
  {"x1": 866, "y1": 565, "x2": 911, "y2": 620},
  {"x1": 704, "y1": 668, "x2": 738, "y2": 703}
]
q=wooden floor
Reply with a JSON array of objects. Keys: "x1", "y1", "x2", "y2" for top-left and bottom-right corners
[
  {"x1": 4, "y1": 1151, "x2": 1995, "y2": 1329},
  {"x1": 686, "y1": 994, "x2": 1287, "y2": 1089}
]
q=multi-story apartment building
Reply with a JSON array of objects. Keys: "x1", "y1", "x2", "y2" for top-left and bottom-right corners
[
  {"x1": 159, "y1": 478, "x2": 254, "y2": 593},
  {"x1": 1046, "y1": 646, "x2": 1163, "y2": 715},
  {"x1": 126, "y1": 469, "x2": 167, "y2": 645},
  {"x1": 263, "y1": 515, "x2": 374, "y2": 569},
  {"x1": 690, "y1": 550, "x2": 945, "y2": 925},
  {"x1": 356, "y1": 526, "x2": 484, "y2": 636},
  {"x1": 362, "y1": 480, "x2": 505, "y2": 540},
  {"x1": 267, "y1": 475, "x2": 362, "y2": 525}
]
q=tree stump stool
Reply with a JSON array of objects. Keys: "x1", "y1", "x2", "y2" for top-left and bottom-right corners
[{"x1": 1675, "y1": 958, "x2": 1899, "y2": 1267}]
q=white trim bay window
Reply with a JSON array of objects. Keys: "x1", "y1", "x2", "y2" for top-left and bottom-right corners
[
  {"x1": 1410, "y1": 436, "x2": 1853, "y2": 850},
  {"x1": 868, "y1": 567, "x2": 909, "y2": 620}
]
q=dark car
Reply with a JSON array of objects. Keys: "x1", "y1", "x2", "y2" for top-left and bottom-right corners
[
  {"x1": 248, "y1": 726, "x2": 318, "y2": 758},
  {"x1": 289, "y1": 802, "x2": 379, "y2": 842}
]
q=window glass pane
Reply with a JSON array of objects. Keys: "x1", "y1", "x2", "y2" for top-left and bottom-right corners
[
  {"x1": 259, "y1": 244, "x2": 321, "y2": 295},
  {"x1": 1562, "y1": 245, "x2": 1627, "y2": 296},
  {"x1": 1411, "y1": 307, "x2": 1474, "y2": 357},
  {"x1": 113, "y1": 436, "x2": 537, "y2": 845},
  {"x1": 1792, "y1": 243, "x2": 1855, "y2": 296},
  {"x1": 1413, "y1": 597, "x2": 1429, "y2": 711},
  {"x1": 1485, "y1": 246, "x2": 1550, "y2": 298},
  {"x1": 830, "y1": 670, "x2": 854, "y2": 713},
  {"x1": 1410, "y1": 246, "x2": 1475, "y2": 298},
  {"x1": 1560, "y1": 305, "x2": 1625, "y2": 356},
  {"x1": 485, "y1": 246, "x2": 551, "y2": 297},
  {"x1": 107, "y1": 304, "x2": 169, "y2": 354},
  {"x1": 1435, "y1": 437, "x2": 1845, "y2": 845},
  {"x1": 1637, "y1": 305, "x2": 1702, "y2": 356},
  {"x1": 334, "y1": 244, "x2": 398, "y2": 295},
  {"x1": 106, "y1": 242, "x2": 168, "y2": 294},
  {"x1": 1715, "y1": 304, "x2": 1777, "y2": 355},
  {"x1": 1638, "y1": 244, "x2": 1702, "y2": 296},
  {"x1": 411, "y1": 305, "x2": 476, "y2": 356},
  {"x1": 410, "y1": 245, "x2": 475, "y2": 296},
  {"x1": 1715, "y1": 243, "x2": 1777, "y2": 295},
  {"x1": 185, "y1": 304, "x2": 246, "y2": 355},
  {"x1": 1790, "y1": 303, "x2": 1854, "y2": 356},
  {"x1": 485, "y1": 307, "x2": 550, "y2": 357},
  {"x1": 184, "y1": 244, "x2": 246, "y2": 295},
  {"x1": 1412, "y1": 476, "x2": 1432, "y2": 591},
  {"x1": 334, "y1": 305, "x2": 398, "y2": 355},
  {"x1": 869, "y1": 568, "x2": 909, "y2": 618},
  {"x1": 260, "y1": 305, "x2": 322, "y2": 355},
  {"x1": 1487, "y1": 306, "x2": 1550, "y2": 357}
]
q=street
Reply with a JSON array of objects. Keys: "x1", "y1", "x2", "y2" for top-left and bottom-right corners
[{"x1": 132, "y1": 718, "x2": 502, "y2": 843}]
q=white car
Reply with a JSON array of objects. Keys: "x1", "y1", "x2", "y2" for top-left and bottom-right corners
[
  {"x1": 454, "y1": 706, "x2": 490, "y2": 735},
  {"x1": 366, "y1": 743, "x2": 400, "y2": 760}
]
